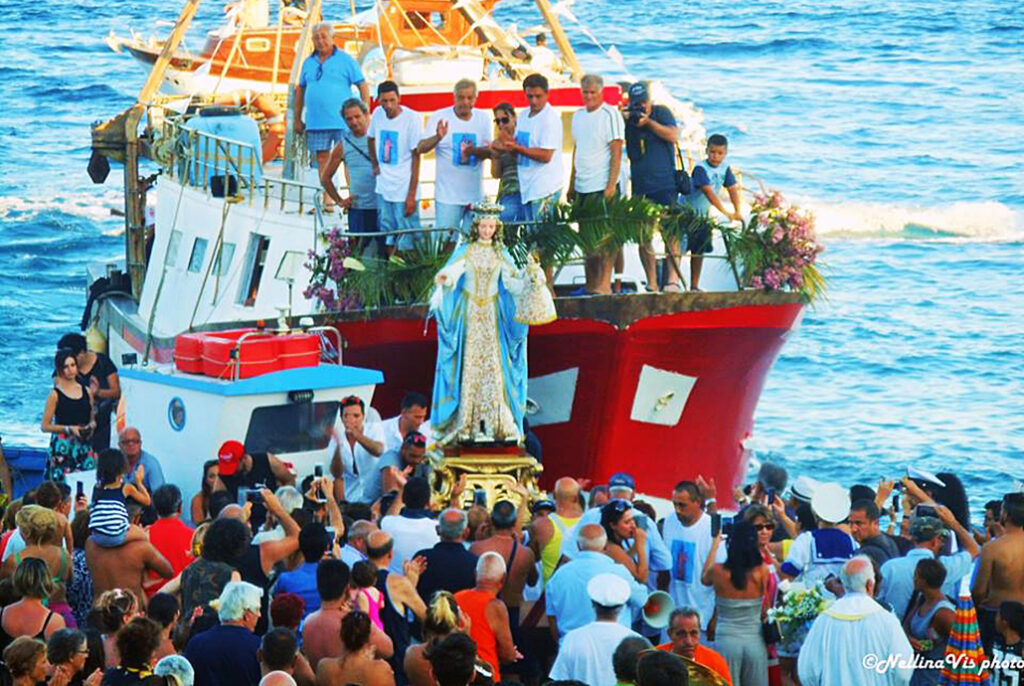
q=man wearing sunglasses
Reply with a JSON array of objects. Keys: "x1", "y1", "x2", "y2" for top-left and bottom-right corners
[
  {"x1": 417, "y1": 79, "x2": 492, "y2": 245},
  {"x1": 293, "y1": 23, "x2": 369, "y2": 210}
]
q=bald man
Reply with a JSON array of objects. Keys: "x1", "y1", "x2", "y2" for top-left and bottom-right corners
[{"x1": 529, "y1": 477, "x2": 583, "y2": 583}]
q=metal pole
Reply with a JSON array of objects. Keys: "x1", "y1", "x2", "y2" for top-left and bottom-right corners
[{"x1": 124, "y1": 0, "x2": 203, "y2": 300}]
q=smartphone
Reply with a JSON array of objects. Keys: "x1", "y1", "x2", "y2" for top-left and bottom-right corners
[
  {"x1": 892, "y1": 493, "x2": 900, "y2": 513},
  {"x1": 764, "y1": 488, "x2": 776, "y2": 505},
  {"x1": 314, "y1": 463, "x2": 324, "y2": 500},
  {"x1": 76, "y1": 481, "x2": 84, "y2": 499},
  {"x1": 893, "y1": 481, "x2": 904, "y2": 491},
  {"x1": 473, "y1": 488, "x2": 488, "y2": 508},
  {"x1": 721, "y1": 516, "x2": 735, "y2": 538},
  {"x1": 711, "y1": 513, "x2": 722, "y2": 537}
]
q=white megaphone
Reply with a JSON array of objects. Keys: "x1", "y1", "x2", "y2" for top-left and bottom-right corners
[{"x1": 643, "y1": 590, "x2": 674, "y2": 629}]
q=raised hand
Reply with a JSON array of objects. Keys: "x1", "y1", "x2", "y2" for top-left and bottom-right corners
[{"x1": 436, "y1": 119, "x2": 449, "y2": 140}]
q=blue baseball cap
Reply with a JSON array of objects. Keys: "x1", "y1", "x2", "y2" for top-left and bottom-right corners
[{"x1": 608, "y1": 472, "x2": 635, "y2": 491}]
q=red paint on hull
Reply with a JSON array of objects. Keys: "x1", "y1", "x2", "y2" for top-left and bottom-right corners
[{"x1": 336, "y1": 302, "x2": 803, "y2": 499}]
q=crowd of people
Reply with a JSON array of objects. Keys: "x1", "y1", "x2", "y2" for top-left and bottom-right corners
[
  {"x1": 8, "y1": 361, "x2": 1024, "y2": 685},
  {"x1": 299, "y1": 21, "x2": 742, "y2": 294}
]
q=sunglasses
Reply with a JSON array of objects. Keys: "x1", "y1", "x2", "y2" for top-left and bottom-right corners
[
  {"x1": 315, "y1": 63, "x2": 323, "y2": 82},
  {"x1": 754, "y1": 523, "x2": 776, "y2": 532},
  {"x1": 608, "y1": 498, "x2": 632, "y2": 513},
  {"x1": 494, "y1": 117, "x2": 511, "y2": 125}
]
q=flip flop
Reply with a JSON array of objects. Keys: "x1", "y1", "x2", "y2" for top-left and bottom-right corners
[{"x1": 663, "y1": 282, "x2": 684, "y2": 293}]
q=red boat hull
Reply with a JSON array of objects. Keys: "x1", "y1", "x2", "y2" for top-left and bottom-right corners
[{"x1": 334, "y1": 293, "x2": 804, "y2": 499}]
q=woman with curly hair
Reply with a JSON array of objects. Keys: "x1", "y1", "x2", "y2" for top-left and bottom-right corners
[
  {"x1": 104, "y1": 617, "x2": 163, "y2": 685},
  {"x1": 178, "y1": 517, "x2": 244, "y2": 617},
  {"x1": 0, "y1": 505, "x2": 74, "y2": 626},
  {"x1": 2, "y1": 636, "x2": 52, "y2": 686},
  {"x1": 96, "y1": 589, "x2": 140, "y2": 669},
  {"x1": 701, "y1": 519, "x2": 771, "y2": 686}
]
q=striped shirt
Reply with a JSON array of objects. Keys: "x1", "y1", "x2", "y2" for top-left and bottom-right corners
[{"x1": 90, "y1": 486, "x2": 129, "y2": 538}]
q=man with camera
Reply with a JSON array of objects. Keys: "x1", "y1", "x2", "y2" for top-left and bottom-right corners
[{"x1": 623, "y1": 82, "x2": 685, "y2": 292}]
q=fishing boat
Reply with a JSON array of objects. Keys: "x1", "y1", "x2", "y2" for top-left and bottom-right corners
[{"x1": 78, "y1": 0, "x2": 815, "y2": 504}]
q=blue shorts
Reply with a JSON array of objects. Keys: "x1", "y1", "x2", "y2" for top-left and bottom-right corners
[
  {"x1": 348, "y1": 208, "x2": 378, "y2": 233},
  {"x1": 306, "y1": 129, "x2": 345, "y2": 156},
  {"x1": 523, "y1": 192, "x2": 560, "y2": 222},
  {"x1": 498, "y1": 192, "x2": 527, "y2": 224},
  {"x1": 90, "y1": 530, "x2": 127, "y2": 548},
  {"x1": 377, "y1": 195, "x2": 422, "y2": 251},
  {"x1": 434, "y1": 202, "x2": 474, "y2": 242}
]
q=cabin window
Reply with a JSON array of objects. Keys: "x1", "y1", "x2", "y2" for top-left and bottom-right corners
[
  {"x1": 187, "y1": 237, "x2": 208, "y2": 273},
  {"x1": 213, "y1": 242, "x2": 236, "y2": 277},
  {"x1": 164, "y1": 230, "x2": 183, "y2": 268},
  {"x1": 238, "y1": 234, "x2": 271, "y2": 306},
  {"x1": 244, "y1": 401, "x2": 340, "y2": 454},
  {"x1": 245, "y1": 37, "x2": 271, "y2": 52}
]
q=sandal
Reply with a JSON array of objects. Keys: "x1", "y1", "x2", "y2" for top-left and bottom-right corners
[{"x1": 663, "y1": 282, "x2": 684, "y2": 293}]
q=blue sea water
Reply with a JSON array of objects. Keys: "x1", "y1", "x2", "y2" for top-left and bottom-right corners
[{"x1": 1, "y1": 0, "x2": 1021, "y2": 518}]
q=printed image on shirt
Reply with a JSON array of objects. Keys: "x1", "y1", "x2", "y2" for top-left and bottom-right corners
[
  {"x1": 671, "y1": 539, "x2": 697, "y2": 583},
  {"x1": 515, "y1": 131, "x2": 530, "y2": 168},
  {"x1": 378, "y1": 130, "x2": 399, "y2": 165},
  {"x1": 452, "y1": 132, "x2": 478, "y2": 167}
]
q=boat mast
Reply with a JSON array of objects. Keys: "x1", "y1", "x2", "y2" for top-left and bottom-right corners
[
  {"x1": 282, "y1": 0, "x2": 323, "y2": 180},
  {"x1": 533, "y1": 0, "x2": 582, "y2": 80},
  {"x1": 123, "y1": 0, "x2": 203, "y2": 299}
]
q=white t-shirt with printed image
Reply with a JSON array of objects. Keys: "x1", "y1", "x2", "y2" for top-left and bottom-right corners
[
  {"x1": 368, "y1": 106, "x2": 423, "y2": 203},
  {"x1": 570, "y1": 103, "x2": 625, "y2": 194},
  {"x1": 515, "y1": 102, "x2": 565, "y2": 203},
  {"x1": 424, "y1": 107, "x2": 492, "y2": 205}
]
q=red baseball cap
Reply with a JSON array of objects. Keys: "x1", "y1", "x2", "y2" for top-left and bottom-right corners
[{"x1": 218, "y1": 440, "x2": 245, "y2": 476}]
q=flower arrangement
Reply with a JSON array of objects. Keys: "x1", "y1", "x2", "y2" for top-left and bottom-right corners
[
  {"x1": 728, "y1": 190, "x2": 826, "y2": 301},
  {"x1": 303, "y1": 227, "x2": 361, "y2": 312},
  {"x1": 766, "y1": 581, "x2": 832, "y2": 654}
]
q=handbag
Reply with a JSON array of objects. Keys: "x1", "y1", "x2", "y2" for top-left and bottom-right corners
[
  {"x1": 762, "y1": 618, "x2": 782, "y2": 644},
  {"x1": 674, "y1": 143, "x2": 692, "y2": 196}
]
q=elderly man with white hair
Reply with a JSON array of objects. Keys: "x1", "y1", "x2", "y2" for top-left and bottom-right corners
[
  {"x1": 293, "y1": 22, "x2": 370, "y2": 211},
  {"x1": 154, "y1": 655, "x2": 195, "y2": 686},
  {"x1": 454, "y1": 551, "x2": 519, "y2": 683},
  {"x1": 547, "y1": 523, "x2": 648, "y2": 640},
  {"x1": 798, "y1": 555, "x2": 914, "y2": 685},
  {"x1": 184, "y1": 581, "x2": 264, "y2": 686}
]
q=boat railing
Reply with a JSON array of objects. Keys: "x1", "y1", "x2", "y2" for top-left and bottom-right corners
[{"x1": 160, "y1": 117, "x2": 324, "y2": 217}]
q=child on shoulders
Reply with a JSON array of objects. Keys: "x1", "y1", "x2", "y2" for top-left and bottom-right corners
[{"x1": 90, "y1": 448, "x2": 151, "y2": 547}]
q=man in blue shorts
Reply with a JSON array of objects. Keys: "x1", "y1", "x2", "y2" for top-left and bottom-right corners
[
  {"x1": 321, "y1": 99, "x2": 384, "y2": 256},
  {"x1": 293, "y1": 22, "x2": 369, "y2": 211}
]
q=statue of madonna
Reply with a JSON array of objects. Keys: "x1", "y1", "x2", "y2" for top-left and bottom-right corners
[{"x1": 429, "y1": 208, "x2": 556, "y2": 446}]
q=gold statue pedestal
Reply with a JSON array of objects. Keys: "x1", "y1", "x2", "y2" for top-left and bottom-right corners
[{"x1": 432, "y1": 443, "x2": 543, "y2": 511}]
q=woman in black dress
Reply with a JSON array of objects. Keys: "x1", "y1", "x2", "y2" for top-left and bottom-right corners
[{"x1": 57, "y1": 333, "x2": 120, "y2": 453}]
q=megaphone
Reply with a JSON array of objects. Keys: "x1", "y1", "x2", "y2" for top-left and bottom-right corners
[{"x1": 642, "y1": 590, "x2": 674, "y2": 629}]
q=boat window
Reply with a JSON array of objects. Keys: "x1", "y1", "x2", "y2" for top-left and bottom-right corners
[
  {"x1": 164, "y1": 230, "x2": 183, "y2": 268},
  {"x1": 238, "y1": 234, "x2": 271, "y2": 306},
  {"x1": 213, "y1": 242, "x2": 236, "y2": 277},
  {"x1": 187, "y1": 237, "x2": 208, "y2": 273},
  {"x1": 244, "y1": 401, "x2": 340, "y2": 454}
]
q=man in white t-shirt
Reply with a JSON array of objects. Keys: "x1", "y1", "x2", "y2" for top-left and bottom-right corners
[
  {"x1": 659, "y1": 480, "x2": 723, "y2": 643},
  {"x1": 569, "y1": 73, "x2": 624, "y2": 293},
  {"x1": 380, "y1": 391, "x2": 432, "y2": 453},
  {"x1": 367, "y1": 80, "x2": 423, "y2": 253},
  {"x1": 327, "y1": 395, "x2": 385, "y2": 503},
  {"x1": 417, "y1": 79, "x2": 492, "y2": 245},
  {"x1": 493, "y1": 73, "x2": 564, "y2": 221}
]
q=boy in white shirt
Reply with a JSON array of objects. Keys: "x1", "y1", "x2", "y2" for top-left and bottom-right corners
[{"x1": 367, "y1": 81, "x2": 423, "y2": 253}]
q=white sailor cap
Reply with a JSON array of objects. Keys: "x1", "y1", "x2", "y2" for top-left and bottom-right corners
[
  {"x1": 790, "y1": 476, "x2": 821, "y2": 503},
  {"x1": 587, "y1": 573, "x2": 631, "y2": 607},
  {"x1": 907, "y1": 466, "x2": 945, "y2": 488},
  {"x1": 811, "y1": 482, "x2": 850, "y2": 524}
]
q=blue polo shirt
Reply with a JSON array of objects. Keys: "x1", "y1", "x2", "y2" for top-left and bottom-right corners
[
  {"x1": 625, "y1": 104, "x2": 677, "y2": 196},
  {"x1": 275, "y1": 561, "x2": 321, "y2": 617},
  {"x1": 545, "y1": 550, "x2": 648, "y2": 639},
  {"x1": 184, "y1": 624, "x2": 261, "y2": 686},
  {"x1": 299, "y1": 48, "x2": 364, "y2": 131}
]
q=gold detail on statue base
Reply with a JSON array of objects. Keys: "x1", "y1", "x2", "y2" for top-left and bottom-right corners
[{"x1": 431, "y1": 446, "x2": 544, "y2": 511}]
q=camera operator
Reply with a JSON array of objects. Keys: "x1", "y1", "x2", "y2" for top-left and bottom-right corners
[
  {"x1": 215, "y1": 440, "x2": 296, "y2": 531},
  {"x1": 623, "y1": 82, "x2": 684, "y2": 292}
]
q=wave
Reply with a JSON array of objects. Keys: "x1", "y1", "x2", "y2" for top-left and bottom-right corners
[
  {"x1": 797, "y1": 198, "x2": 1024, "y2": 241},
  {"x1": 670, "y1": 36, "x2": 833, "y2": 56},
  {"x1": 0, "y1": 190, "x2": 125, "y2": 224}
]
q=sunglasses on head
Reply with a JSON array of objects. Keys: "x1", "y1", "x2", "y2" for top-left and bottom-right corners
[
  {"x1": 609, "y1": 498, "x2": 632, "y2": 513},
  {"x1": 404, "y1": 434, "x2": 427, "y2": 447},
  {"x1": 494, "y1": 116, "x2": 510, "y2": 125}
]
